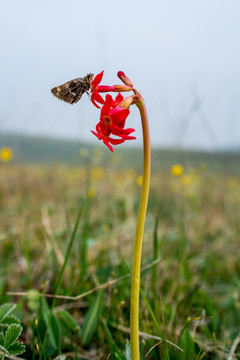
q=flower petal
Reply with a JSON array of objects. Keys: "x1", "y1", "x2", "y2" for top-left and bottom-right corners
[
  {"x1": 91, "y1": 130, "x2": 103, "y2": 140},
  {"x1": 96, "y1": 85, "x2": 116, "y2": 92},
  {"x1": 107, "y1": 137, "x2": 125, "y2": 145},
  {"x1": 105, "y1": 94, "x2": 114, "y2": 107},
  {"x1": 113, "y1": 93, "x2": 124, "y2": 107},
  {"x1": 110, "y1": 123, "x2": 135, "y2": 136},
  {"x1": 91, "y1": 91, "x2": 104, "y2": 108},
  {"x1": 110, "y1": 108, "x2": 130, "y2": 123},
  {"x1": 101, "y1": 104, "x2": 111, "y2": 118},
  {"x1": 103, "y1": 138, "x2": 114, "y2": 152},
  {"x1": 91, "y1": 71, "x2": 104, "y2": 91},
  {"x1": 120, "y1": 134, "x2": 136, "y2": 140}
]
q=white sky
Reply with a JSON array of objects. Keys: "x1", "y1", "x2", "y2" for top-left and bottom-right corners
[{"x1": 0, "y1": 0, "x2": 240, "y2": 150}]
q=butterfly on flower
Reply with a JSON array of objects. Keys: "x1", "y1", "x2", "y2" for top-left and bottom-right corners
[{"x1": 51, "y1": 73, "x2": 94, "y2": 104}]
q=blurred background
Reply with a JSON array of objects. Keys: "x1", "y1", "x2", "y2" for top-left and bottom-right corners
[{"x1": 1, "y1": 0, "x2": 240, "y2": 160}]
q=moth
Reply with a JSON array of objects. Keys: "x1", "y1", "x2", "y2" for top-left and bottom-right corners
[{"x1": 51, "y1": 73, "x2": 94, "y2": 104}]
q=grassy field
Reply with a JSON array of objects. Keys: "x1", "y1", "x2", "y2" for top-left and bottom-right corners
[{"x1": 0, "y1": 148, "x2": 240, "y2": 359}]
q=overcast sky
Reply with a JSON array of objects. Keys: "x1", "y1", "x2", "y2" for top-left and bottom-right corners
[{"x1": 0, "y1": 0, "x2": 240, "y2": 150}]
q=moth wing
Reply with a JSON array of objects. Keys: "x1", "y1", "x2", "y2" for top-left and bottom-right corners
[{"x1": 51, "y1": 77, "x2": 84, "y2": 104}]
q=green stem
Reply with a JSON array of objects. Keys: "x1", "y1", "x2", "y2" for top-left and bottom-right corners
[{"x1": 130, "y1": 96, "x2": 151, "y2": 360}]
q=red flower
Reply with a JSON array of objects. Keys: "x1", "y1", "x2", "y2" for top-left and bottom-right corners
[
  {"x1": 91, "y1": 93, "x2": 136, "y2": 152},
  {"x1": 91, "y1": 71, "x2": 134, "y2": 109}
]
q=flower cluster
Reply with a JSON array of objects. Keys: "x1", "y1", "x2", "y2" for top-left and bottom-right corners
[{"x1": 90, "y1": 71, "x2": 136, "y2": 152}]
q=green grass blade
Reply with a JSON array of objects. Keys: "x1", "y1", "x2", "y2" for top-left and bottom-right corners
[
  {"x1": 0, "y1": 333, "x2": 4, "y2": 346},
  {"x1": 101, "y1": 318, "x2": 115, "y2": 353},
  {"x1": 81, "y1": 290, "x2": 103, "y2": 347},
  {"x1": 152, "y1": 214, "x2": 160, "y2": 308},
  {"x1": 40, "y1": 297, "x2": 60, "y2": 350},
  {"x1": 176, "y1": 327, "x2": 195, "y2": 360},
  {"x1": 58, "y1": 310, "x2": 81, "y2": 339}
]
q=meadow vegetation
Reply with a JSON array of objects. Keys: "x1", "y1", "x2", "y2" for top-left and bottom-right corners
[{"x1": 0, "y1": 148, "x2": 239, "y2": 359}]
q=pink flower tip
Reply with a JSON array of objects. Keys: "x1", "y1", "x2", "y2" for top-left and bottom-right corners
[{"x1": 117, "y1": 71, "x2": 125, "y2": 78}]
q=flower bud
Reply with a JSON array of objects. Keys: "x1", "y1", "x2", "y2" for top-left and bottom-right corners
[
  {"x1": 118, "y1": 95, "x2": 136, "y2": 109},
  {"x1": 117, "y1": 71, "x2": 133, "y2": 87}
]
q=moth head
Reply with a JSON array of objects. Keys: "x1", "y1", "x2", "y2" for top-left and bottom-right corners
[{"x1": 87, "y1": 73, "x2": 94, "y2": 82}]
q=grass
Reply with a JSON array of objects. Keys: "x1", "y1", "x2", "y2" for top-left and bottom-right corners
[{"x1": 0, "y1": 151, "x2": 240, "y2": 359}]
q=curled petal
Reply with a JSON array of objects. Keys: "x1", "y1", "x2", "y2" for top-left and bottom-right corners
[
  {"x1": 110, "y1": 123, "x2": 135, "y2": 136},
  {"x1": 91, "y1": 130, "x2": 103, "y2": 140},
  {"x1": 107, "y1": 137, "x2": 125, "y2": 145},
  {"x1": 91, "y1": 91, "x2": 104, "y2": 108},
  {"x1": 102, "y1": 139, "x2": 113, "y2": 152}
]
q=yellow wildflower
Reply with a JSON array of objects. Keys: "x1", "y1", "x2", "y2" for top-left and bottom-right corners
[
  {"x1": 0, "y1": 147, "x2": 13, "y2": 162},
  {"x1": 171, "y1": 164, "x2": 183, "y2": 176}
]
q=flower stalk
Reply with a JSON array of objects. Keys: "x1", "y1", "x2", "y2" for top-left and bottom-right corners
[{"x1": 130, "y1": 94, "x2": 151, "y2": 360}]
